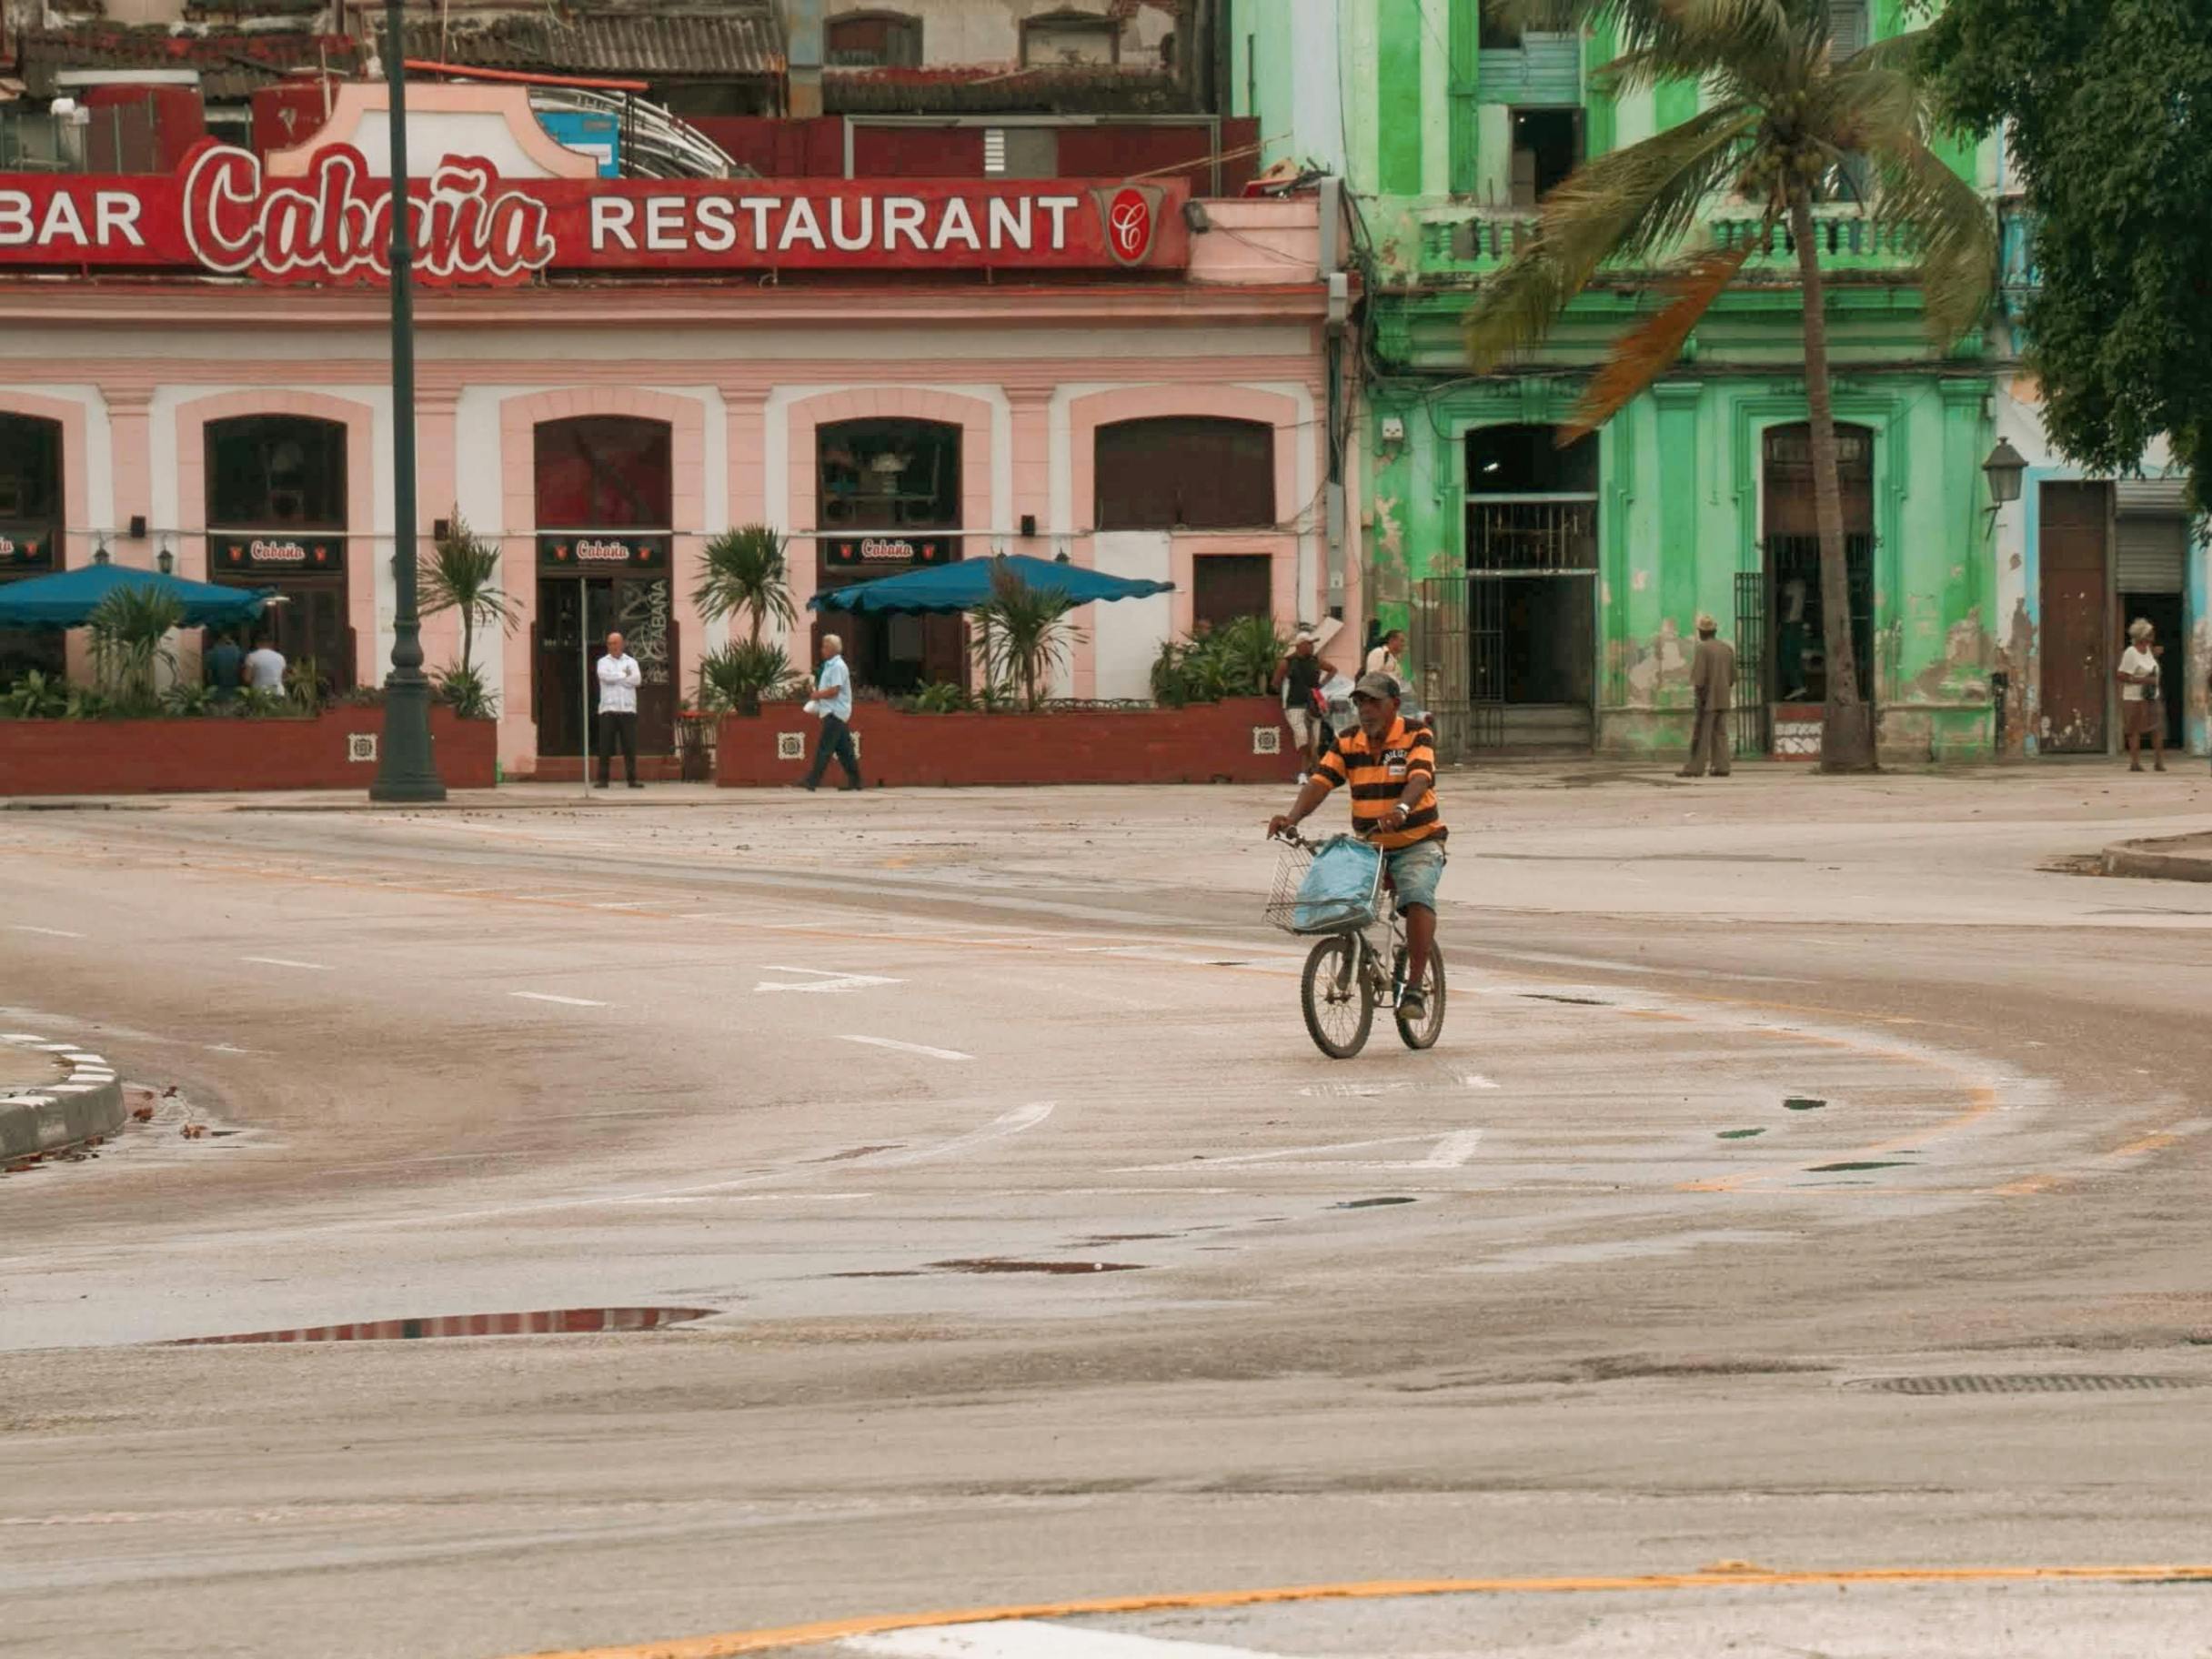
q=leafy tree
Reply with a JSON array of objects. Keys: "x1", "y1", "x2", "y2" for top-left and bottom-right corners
[
  {"x1": 419, "y1": 511, "x2": 518, "y2": 679},
  {"x1": 1924, "y1": 0, "x2": 2212, "y2": 496},
  {"x1": 694, "y1": 526, "x2": 797, "y2": 647},
  {"x1": 1466, "y1": 0, "x2": 1994, "y2": 771}
]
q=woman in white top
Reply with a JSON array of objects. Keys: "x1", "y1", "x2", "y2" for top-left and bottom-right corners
[
  {"x1": 1363, "y1": 628, "x2": 1405, "y2": 689},
  {"x1": 2117, "y1": 617, "x2": 2166, "y2": 773}
]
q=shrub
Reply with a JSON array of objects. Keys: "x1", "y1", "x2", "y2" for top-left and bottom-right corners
[
  {"x1": 86, "y1": 586, "x2": 185, "y2": 716},
  {"x1": 435, "y1": 664, "x2": 498, "y2": 720},
  {"x1": 1, "y1": 670, "x2": 70, "y2": 719},
  {"x1": 696, "y1": 639, "x2": 799, "y2": 716},
  {"x1": 910, "y1": 680, "x2": 970, "y2": 714}
]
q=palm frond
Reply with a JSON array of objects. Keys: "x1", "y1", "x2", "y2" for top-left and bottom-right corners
[
  {"x1": 1863, "y1": 127, "x2": 1996, "y2": 347},
  {"x1": 1464, "y1": 104, "x2": 1756, "y2": 369},
  {"x1": 1563, "y1": 241, "x2": 1757, "y2": 438}
]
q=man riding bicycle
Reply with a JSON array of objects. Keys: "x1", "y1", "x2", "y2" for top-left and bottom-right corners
[{"x1": 1267, "y1": 671, "x2": 1446, "y2": 1021}]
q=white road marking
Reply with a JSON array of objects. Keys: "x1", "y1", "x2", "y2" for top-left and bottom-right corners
[
  {"x1": 242, "y1": 956, "x2": 332, "y2": 971},
  {"x1": 508, "y1": 991, "x2": 608, "y2": 1008},
  {"x1": 8, "y1": 925, "x2": 85, "y2": 939},
  {"x1": 1120, "y1": 1131, "x2": 1483, "y2": 1173},
  {"x1": 838, "y1": 1035, "x2": 970, "y2": 1061},
  {"x1": 845, "y1": 1621, "x2": 1282, "y2": 1657},
  {"x1": 758, "y1": 965, "x2": 905, "y2": 995},
  {"x1": 203, "y1": 1042, "x2": 260, "y2": 1055}
]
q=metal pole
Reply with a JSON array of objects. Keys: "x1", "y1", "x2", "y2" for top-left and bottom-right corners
[
  {"x1": 369, "y1": 0, "x2": 447, "y2": 802},
  {"x1": 579, "y1": 581, "x2": 593, "y2": 798}
]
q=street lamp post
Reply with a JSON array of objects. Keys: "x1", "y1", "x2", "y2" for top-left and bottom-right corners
[{"x1": 369, "y1": 0, "x2": 447, "y2": 802}]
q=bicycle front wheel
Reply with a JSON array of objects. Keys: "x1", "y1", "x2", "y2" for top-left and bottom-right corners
[
  {"x1": 1394, "y1": 941, "x2": 1447, "y2": 1051},
  {"x1": 1301, "y1": 934, "x2": 1374, "y2": 1060}
]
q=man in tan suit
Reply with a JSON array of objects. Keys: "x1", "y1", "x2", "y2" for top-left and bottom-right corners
[{"x1": 1679, "y1": 612, "x2": 1735, "y2": 778}]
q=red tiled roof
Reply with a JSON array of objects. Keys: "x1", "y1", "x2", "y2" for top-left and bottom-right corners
[
  {"x1": 15, "y1": 26, "x2": 366, "y2": 101},
  {"x1": 393, "y1": 8, "x2": 782, "y2": 79}
]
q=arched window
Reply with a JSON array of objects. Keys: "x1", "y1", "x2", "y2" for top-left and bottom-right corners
[
  {"x1": 206, "y1": 415, "x2": 347, "y2": 529},
  {"x1": 0, "y1": 413, "x2": 63, "y2": 574},
  {"x1": 0, "y1": 411, "x2": 65, "y2": 681},
  {"x1": 534, "y1": 417, "x2": 673, "y2": 528},
  {"x1": 818, "y1": 418, "x2": 961, "y2": 529},
  {"x1": 1095, "y1": 416, "x2": 1275, "y2": 530},
  {"x1": 826, "y1": 9, "x2": 922, "y2": 67}
]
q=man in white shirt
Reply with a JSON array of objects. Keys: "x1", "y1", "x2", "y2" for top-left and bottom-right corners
[
  {"x1": 594, "y1": 629, "x2": 643, "y2": 789},
  {"x1": 2117, "y1": 617, "x2": 2167, "y2": 774},
  {"x1": 799, "y1": 632, "x2": 861, "y2": 791},
  {"x1": 241, "y1": 637, "x2": 287, "y2": 693}
]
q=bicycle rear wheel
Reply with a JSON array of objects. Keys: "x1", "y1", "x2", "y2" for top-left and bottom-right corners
[
  {"x1": 1301, "y1": 935, "x2": 1373, "y2": 1059},
  {"x1": 1393, "y1": 941, "x2": 1447, "y2": 1051}
]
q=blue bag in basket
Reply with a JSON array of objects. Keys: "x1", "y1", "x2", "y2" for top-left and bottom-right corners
[{"x1": 1294, "y1": 838, "x2": 1382, "y2": 932}]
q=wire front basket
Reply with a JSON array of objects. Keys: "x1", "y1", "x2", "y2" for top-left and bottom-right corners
[{"x1": 1263, "y1": 834, "x2": 1383, "y2": 936}]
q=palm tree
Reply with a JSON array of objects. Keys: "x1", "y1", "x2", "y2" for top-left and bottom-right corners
[
  {"x1": 694, "y1": 525, "x2": 797, "y2": 647},
  {"x1": 419, "y1": 510, "x2": 518, "y2": 679},
  {"x1": 1465, "y1": 0, "x2": 1994, "y2": 771},
  {"x1": 970, "y1": 558, "x2": 1082, "y2": 711}
]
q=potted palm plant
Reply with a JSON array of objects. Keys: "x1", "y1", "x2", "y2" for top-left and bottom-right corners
[
  {"x1": 86, "y1": 587, "x2": 186, "y2": 718},
  {"x1": 969, "y1": 559, "x2": 1082, "y2": 711},
  {"x1": 419, "y1": 510, "x2": 518, "y2": 719},
  {"x1": 691, "y1": 525, "x2": 804, "y2": 722}
]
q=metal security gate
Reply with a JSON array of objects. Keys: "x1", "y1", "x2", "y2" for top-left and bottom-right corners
[
  {"x1": 1414, "y1": 574, "x2": 1473, "y2": 761},
  {"x1": 1734, "y1": 568, "x2": 1771, "y2": 757},
  {"x1": 1762, "y1": 532, "x2": 1875, "y2": 703},
  {"x1": 1468, "y1": 574, "x2": 1504, "y2": 752}
]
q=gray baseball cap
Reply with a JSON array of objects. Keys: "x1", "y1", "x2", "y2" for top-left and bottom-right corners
[{"x1": 1351, "y1": 671, "x2": 1401, "y2": 700}]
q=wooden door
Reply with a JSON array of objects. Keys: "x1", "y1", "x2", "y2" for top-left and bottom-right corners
[{"x1": 2038, "y1": 482, "x2": 2111, "y2": 752}]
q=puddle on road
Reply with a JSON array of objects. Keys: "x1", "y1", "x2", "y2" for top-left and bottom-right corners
[
  {"x1": 1783, "y1": 1097, "x2": 1828, "y2": 1111},
  {"x1": 1805, "y1": 1161, "x2": 1911, "y2": 1173},
  {"x1": 1332, "y1": 1196, "x2": 1418, "y2": 1210},
  {"x1": 930, "y1": 1259, "x2": 1143, "y2": 1275},
  {"x1": 167, "y1": 1307, "x2": 718, "y2": 1345},
  {"x1": 1718, "y1": 1128, "x2": 1766, "y2": 1140}
]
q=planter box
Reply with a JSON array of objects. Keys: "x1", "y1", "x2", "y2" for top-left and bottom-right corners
[
  {"x1": 0, "y1": 707, "x2": 498, "y2": 797},
  {"x1": 719, "y1": 699, "x2": 1301, "y2": 789}
]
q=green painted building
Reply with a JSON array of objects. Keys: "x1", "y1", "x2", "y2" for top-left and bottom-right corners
[{"x1": 1232, "y1": 0, "x2": 2007, "y2": 763}]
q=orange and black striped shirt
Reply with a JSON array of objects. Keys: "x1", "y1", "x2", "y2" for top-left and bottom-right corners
[{"x1": 1312, "y1": 716, "x2": 1445, "y2": 850}]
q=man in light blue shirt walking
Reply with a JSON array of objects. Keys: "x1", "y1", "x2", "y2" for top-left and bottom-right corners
[{"x1": 799, "y1": 632, "x2": 862, "y2": 791}]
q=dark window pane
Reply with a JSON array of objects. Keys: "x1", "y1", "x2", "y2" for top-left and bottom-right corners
[
  {"x1": 1466, "y1": 424, "x2": 1597, "y2": 494},
  {"x1": 534, "y1": 417, "x2": 673, "y2": 528},
  {"x1": 1096, "y1": 417, "x2": 1275, "y2": 530},
  {"x1": 206, "y1": 416, "x2": 347, "y2": 528},
  {"x1": 1191, "y1": 553, "x2": 1272, "y2": 628},
  {"x1": 0, "y1": 414, "x2": 62, "y2": 523},
  {"x1": 819, "y1": 418, "x2": 961, "y2": 530}
]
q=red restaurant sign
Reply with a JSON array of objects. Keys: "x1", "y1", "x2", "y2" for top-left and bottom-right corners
[{"x1": 0, "y1": 146, "x2": 1186, "y2": 288}]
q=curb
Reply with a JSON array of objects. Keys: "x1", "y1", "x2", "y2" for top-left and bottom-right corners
[
  {"x1": 2102, "y1": 834, "x2": 2212, "y2": 884},
  {"x1": 0, "y1": 1033, "x2": 127, "y2": 1164}
]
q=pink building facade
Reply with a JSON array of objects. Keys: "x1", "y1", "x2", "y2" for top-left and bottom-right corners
[{"x1": 0, "y1": 96, "x2": 1359, "y2": 778}]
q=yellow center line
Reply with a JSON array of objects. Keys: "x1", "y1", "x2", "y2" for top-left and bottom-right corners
[{"x1": 499, "y1": 1563, "x2": 2212, "y2": 1659}]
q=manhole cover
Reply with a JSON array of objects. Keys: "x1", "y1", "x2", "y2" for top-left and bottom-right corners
[
  {"x1": 1851, "y1": 1373, "x2": 2204, "y2": 1396},
  {"x1": 168, "y1": 1306, "x2": 717, "y2": 1344}
]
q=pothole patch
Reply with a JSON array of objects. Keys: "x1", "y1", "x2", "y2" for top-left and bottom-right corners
[
  {"x1": 1849, "y1": 1373, "x2": 2205, "y2": 1396},
  {"x1": 167, "y1": 1306, "x2": 718, "y2": 1345}
]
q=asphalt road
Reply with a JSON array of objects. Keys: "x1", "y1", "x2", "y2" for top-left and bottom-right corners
[{"x1": 4, "y1": 762, "x2": 2212, "y2": 1659}]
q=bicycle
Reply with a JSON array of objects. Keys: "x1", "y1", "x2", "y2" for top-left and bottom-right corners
[{"x1": 1264, "y1": 829, "x2": 1447, "y2": 1060}]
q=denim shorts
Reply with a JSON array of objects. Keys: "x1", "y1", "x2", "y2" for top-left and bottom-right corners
[{"x1": 1387, "y1": 839, "x2": 1446, "y2": 913}]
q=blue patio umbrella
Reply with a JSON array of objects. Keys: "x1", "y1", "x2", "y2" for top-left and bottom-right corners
[
  {"x1": 805, "y1": 553, "x2": 1173, "y2": 615},
  {"x1": 0, "y1": 561, "x2": 276, "y2": 629}
]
